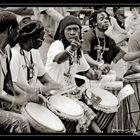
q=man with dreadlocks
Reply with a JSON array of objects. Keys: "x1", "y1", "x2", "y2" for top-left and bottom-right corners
[
  {"x1": 10, "y1": 17, "x2": 62, "y2": 107},
  {"x1": 45, "y1": 15, "x2": 102, "y2": 133}
]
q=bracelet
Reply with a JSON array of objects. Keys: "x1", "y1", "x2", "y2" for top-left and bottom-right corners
[{"x1": 66, "y1": 46, "x2": 75, "y2": 56}]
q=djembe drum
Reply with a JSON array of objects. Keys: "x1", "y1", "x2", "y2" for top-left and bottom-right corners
[
  {"x1": 21, "y1": 102, "x2": 66, "y2": 133},
  {"x1": 83, "y1": 88, "x2": 119, "y2": 132},
  {"x1": 46, "y1": 95, "x2": 84, "y2": 133},
  {"x1": 101, "y1": 81, "x2": 131, "y2": 133},
  {"x1": 124, "y1": 73, "x2": 140, "y2": 132}
]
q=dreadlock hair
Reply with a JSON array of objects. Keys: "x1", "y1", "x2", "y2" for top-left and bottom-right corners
[
  {"x1": 17, "y1": 17, "x2": 44, "y2": 45},
  {"x1": 89, "y1": 9, "x2": 111, "y2": 29},
  {"x1": 0, "y1": 11, "x2": 18, "y2": 33}
]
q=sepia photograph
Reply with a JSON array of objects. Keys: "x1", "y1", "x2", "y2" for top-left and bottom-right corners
[{"x1": 0, "y1": 3, "x2": 140, "y2": 137}]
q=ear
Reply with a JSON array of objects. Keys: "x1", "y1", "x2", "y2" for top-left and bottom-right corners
[{"x1": 8, "y1": 26, "x2": 13, "y2": 35}]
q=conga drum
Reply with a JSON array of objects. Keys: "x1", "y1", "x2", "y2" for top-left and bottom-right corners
[
  {"x1": 84, "y1": 88, "x2": 119, "y2": 132},
  {"x1": 124, "y1": 73, "x2": 140, "y2": 132},
  {"x1": 21, "y1": 102, "x2": 66, "y2": 133},
  {"x1": 46, "y1": 95, "x2": 84, "y2": 133},
  {"x1": 101, "y1": 81, "x2": 130, "y2": 133}
]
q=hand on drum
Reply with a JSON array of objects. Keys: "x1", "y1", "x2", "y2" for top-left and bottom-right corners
[
  {"x1": 99, "y1": 63, "x2": 111, "y2": 75},
  {"x1": 40, "y1": 82, "x2": 63, "y2": 96},
  {"x1": 14, "y1": 93, "x2": 29, "y2": 106}
]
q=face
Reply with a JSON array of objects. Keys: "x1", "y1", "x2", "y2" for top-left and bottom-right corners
[
  {"x1": 64, "y1": 24, "x2": 80, "y2": 43},
  {"x1": 106, "y1": 7, "x2": 114, "y2": 16},
  {"x1": 95, "y1": 12, "x2": 109, "y2": 32},
  {"x1": 32, "y1": 29, "x2": 45, "y2": 49},
  {"x1": 131, "y1": 8, "x2": 139, "y2": 17},
  {"x1": 8, "y1": 26, "x2": 19, "y2": 47}
]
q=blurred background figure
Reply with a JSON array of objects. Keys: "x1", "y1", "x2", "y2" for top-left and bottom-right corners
[
  {"x1": 125, "y1": 7, "x2": 140, "y2": 35},
  {"x1": 105, "y1": 7, "x2": 129, "y2": 45},
  {"x1": 33, "y1": 7, "x2": 67, "y2": 65}
]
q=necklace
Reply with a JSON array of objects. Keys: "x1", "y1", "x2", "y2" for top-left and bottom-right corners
[
  {"x1": 20, "y1": 49, "x2": 34, "y2": 81},
  {"x1": 95, "y1": 34, "x2": 106, "y2": 63}
]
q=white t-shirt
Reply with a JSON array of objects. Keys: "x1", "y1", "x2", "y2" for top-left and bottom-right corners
[
  {"x1": 45, "y1": 40, "x2": 90, "y2": 88},
  {"x1": 10, "y1": 44, "x2": 45, "y2": 87}
]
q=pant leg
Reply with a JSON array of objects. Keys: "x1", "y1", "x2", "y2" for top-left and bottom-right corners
[{"x1": 0, "y1": 110, "x2": 31, "y2": 133}]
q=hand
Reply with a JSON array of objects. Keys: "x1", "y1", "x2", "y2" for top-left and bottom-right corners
[
  {"x1": 14, "y1": 93, "x2": 29, "y2": 106},
  {"x1": 94, "y1": 69, "x2": 102, "y2": 80},
  {"x1": 70, "y1": 35, "x2": 83, "y2": 51},
  {"x1": 99, "y1": 63, "x2": 110, "y2": 75},
  {"x1": 40, "y1": 82, "x2": 63, "y2": 95}
]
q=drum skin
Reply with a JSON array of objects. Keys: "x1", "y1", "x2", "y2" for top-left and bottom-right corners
[
  {"x1": 85, "y1": 88, "x2": 119, "y2": 113},
  {"x1": 46, "y1": 95, "x2": 84, "y2": 133},
  {"x1": 22, "y1": 102, "x2": 65, "y2": 133}
]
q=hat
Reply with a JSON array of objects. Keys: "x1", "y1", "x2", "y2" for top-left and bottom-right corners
[
  {"x1": 18, "y1": 17, "x2": 44, "y2": 37},
  {"x1": 54, "y1": 15, "x2": 82, "y2": 40}
]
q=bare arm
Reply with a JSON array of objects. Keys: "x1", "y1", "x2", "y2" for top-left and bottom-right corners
[
  {"x1": 40, "y1": 7, "x2": 64, "y2": 22},
  {"x1": 3, "y1": 7, "x2": 34, "y2": 15},
  {"x1": 38, "y1": 72, "x2": 63, "y2": 93},
  {"x1": 85, "y1": 68, "x2": 98, "y2": 80},
  {"x1": 123, "y1": 51, "x2": 140, "y2": 61},
  {"x1": 84, "y1": 53, "x2": 103, "y2": 68},
  {"x1": 0, "y1": 90, "x2": 28, "y2": 106},
  {"x1": 53, "y1": 50, "x2": 70, "y2": 64}
]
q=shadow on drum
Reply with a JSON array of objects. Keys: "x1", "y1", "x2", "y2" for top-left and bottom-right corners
[
  {"x1": 100, "y1": 81, "x2": 135, "y2": 133},
  {"x1": 124, "y1": 73, "x2": 140, "y2": 133},
  {"x1": 83, "y1": 88, "x2": 119, "y2": 133},
  {"x1": 46, "y1": 95, "x2": 84, "y2": 133}
]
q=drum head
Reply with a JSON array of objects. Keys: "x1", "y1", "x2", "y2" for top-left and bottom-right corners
[
  {"x1": 23, "y1": 102, "x2": 65, "y2": 133},
  {"x1": 101, "y1": 81, "x2": 123, "y2": 90},
  {"x1": 86, "y1": 88, "x2": 119, "y2": 109},
  {"x1": 124, "y1": 73, "x2": 140, "y2": 80},
  {"x1": 48, "y1": 95, "x2": 84, "y2": 120}
]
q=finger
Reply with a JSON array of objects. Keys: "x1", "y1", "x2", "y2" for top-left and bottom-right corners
[{"x1": 75, "y1": 35, "x2": 79, "y2": 41}]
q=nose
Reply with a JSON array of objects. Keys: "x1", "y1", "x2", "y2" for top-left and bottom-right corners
[{"x1": 69, "y1": 29, "x2": 76, "y2": 35}]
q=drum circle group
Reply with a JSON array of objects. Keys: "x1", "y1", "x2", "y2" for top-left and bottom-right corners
[{"x1": 21, "y1": 79, "x2": 136, "y2": 134}]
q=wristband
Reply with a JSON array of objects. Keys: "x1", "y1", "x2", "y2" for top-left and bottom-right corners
[{"x1": 66, "y1": 46, "x2": 75, "y2": 56}]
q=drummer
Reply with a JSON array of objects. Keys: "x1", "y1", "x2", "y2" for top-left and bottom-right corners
[
  {"x1": 0, "y1": 11, "x2": 31, "y2": 133},
  {"x1": 82, "y1": 9, "x2": 140, "y2": 80},
  {"x1": 45, "y1": 15, "x2": 103, "y2": 133},
  {"x1": 9, "y1": 17, "x2": 62, "y2": 108}
]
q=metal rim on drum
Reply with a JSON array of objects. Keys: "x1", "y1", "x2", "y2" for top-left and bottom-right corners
[
  {"x1": 46, "y1": 95, "x2": 84, "y2": 121},
  {"x1": 85, "y1": 88, "x2": 119, "y2": 113},
  {"x1": 21, "y1": 102, "x2": 66, "y2": 133}
]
